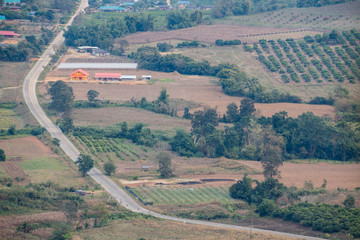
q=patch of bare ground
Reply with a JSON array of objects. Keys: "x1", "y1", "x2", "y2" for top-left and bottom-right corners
[
  {"x1": 125, "y1": 24, "x2": 316, "y2": 44},
  {"x1": 239, "y1": 160, "x2": 360, "y2": 191},
  {"x1": 75, "y1": 217, "x2": 294, "y2": 240},
  {"x1": 0, "y1": 157, "x2": 30, "y2": 186},
  {"x1": 71, "y1": 107, "x2": 192, "y2": 132},
  {"x1": 0, "y1": 136, "x2": 57, "y2": 160},
  {"x1": 39, "y1": 77, "x2": 335, "y2": 118},
  {"x1": 0, "y1": 211, "x2": 65, "y2": 240}
]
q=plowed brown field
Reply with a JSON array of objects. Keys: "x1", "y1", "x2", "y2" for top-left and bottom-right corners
[{"x1": 125, "y1": 24, "x2": 320, "y2": 44}]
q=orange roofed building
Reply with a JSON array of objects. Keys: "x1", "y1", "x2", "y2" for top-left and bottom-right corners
[{"x1": 70, "y1": 69, "x2": 89, "y2": 80}]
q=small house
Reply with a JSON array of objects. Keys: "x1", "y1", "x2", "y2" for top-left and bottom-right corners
[
  {"x1": 70, "y1": 69, "x2": 89, "y2": 80},
  {"x1": 0, "y1": 31, "x2": 20, "y2": 38},
  {"x1": 158, "y1": 5, "x2": 171, "y2": 10},
  {"x1": 0, "y1": 15, "x2": 6, "y2": 21},
  {"x1": 77, "y1": 46, "x2": 99, "y2": 53},
  {"x1": 120, "y1": 75, "x2": 136, "y2": 80},
  {"x1": 95, "y1": 73, "x2": 122, "y2": 81},
  {"x1": 141, "y1": 166, "x2": 150, "y2": 172}
]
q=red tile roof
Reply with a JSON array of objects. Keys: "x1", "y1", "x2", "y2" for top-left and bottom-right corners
[
  {"x1": 95, "y1": 73, "x2": 122, "y2": 78},
  {"x1": 70, "y1": 69, "x2": 89, "y2": 76},
  {"x1": 0, "y1": 31, "x2": 20, "y2": 37}
]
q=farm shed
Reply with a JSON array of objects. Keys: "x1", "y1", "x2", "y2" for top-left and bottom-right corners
[
  {"x1": 91, "y1": 49, "x2": 110, "y2": 56},
  {"x1": 121, "y1": 75, "x2": 137, "y2": 80},
  {"x1": 0, "y1": 15, "x2": 6, "y2": 20},
  {"x1": 70, "y1": 69, "x2": 89, "y2": 80},
  {"x1": 100, "y1": 6, "x2": 126, "y2": 12},
  {"x1": 4, "y1": 0, "x2": 21, "y2": 4},
  {"x1": 95, "y1": 73, "x2": 122, "y2": 81},
  {"x1": 77, "y1": 46, "x2": 99, "y2": 53},
  {"x1": 0, "y1": 31, "x2": 20, "y2": 38},
  {"x1": 142, "y1": 75, "x2": 152, "y2": 80},
  {"x1": 58, "y1": 63, "x2": 138, "y2": 69}
]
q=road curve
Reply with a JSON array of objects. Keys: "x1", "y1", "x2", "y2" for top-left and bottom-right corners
[{"x1": 22, "y1": 1, "x2": 324, "y2": 239}]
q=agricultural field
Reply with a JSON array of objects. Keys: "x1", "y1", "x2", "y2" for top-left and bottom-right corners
[
  {"x1": 0, "y1": 136, "x2": 87, "y2": 187},
  {"x1": 216, "y1": 1, "x2": 360, "y2": 30},
  {"x1": 75, "y1": 217, "x2": 294, "y2": 240},
  {"x1": 248, "y1": 30, "x2": 360, "y2": 85},
  {"x1": 125, "y1": 24, "x2": 322, "y2": 45},
  {"x1": 131, "y1": 186, "x2": 234, "y2": 205},
  {"x1": 71, "y1": 135, "x2": 153, "y2": 163}
]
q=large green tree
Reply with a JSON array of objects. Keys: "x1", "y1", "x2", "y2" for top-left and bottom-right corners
[
  {"x1": 87, "y1": 90, "x2": 99, "y2": 103},
  {"x1": 191, "y1": 108, "x2": 219, "y2": 140},
  {"x1": 0, "y1": 149, "x2": 6, "y2": 162},
  {"x1": 48, "y1": 80, "x2": 75, "y2": 113},
  {"x1": 75, "y1": 154, "x2": 94, "y2": 177},
  {"x1": 157, "y1": 152, "x2": 173, "y2": 178}
]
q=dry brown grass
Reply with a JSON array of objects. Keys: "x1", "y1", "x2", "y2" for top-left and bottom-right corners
[
  {"x1": 125, "y1": 24, "x2": 319, "y2": 44},
  {"x1": 75, "y1": 217, "x2": 295, "y2": 240}
]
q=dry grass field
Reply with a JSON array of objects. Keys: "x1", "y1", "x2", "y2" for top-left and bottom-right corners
[
  {"x1": 125, "y1": 24, "x2": 322, "y2": 44},
  {"x1": 75, "y1": 218, "x2": 295, "y2": 240},
  {"x1": 216, "y1": 1, "x2": 360, "y2": 30}
]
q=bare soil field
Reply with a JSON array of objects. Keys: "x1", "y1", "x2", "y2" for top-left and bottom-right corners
[
  {"x1": 72, "y1": 107, "x2": 192, "y2": 132},
  {"x1": 125, "y1": 24, "x2": 321, "y2": 44},
  {"x1": 118, "y1": 155, "x2": 359, "y2": 191},
  {"x1": 0, "y1": 61, "x2": 30, "y2": 89},
  {"x1": 42, "y1": 79, "x2": 334, "y2": 117},
  {"x1": 75, "y1": 217, "x2": 294, "y2": 240},
  {"x1": 0, "y1": 157, "x2": 30, "y2": 186},
  {"x1": 0, "y1": 211, "x2": 65, "y2": 240}
]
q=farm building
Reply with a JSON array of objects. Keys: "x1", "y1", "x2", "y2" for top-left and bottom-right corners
[
  {"x1": 0, "y1": 31, "x2": 20, "y2": 38},
  {"x1": 0, "y1": 15, "x2": 6, "y2": 21},
  {"x1": 100, "y1": 6, "x2": 126, "y2": 12},
  {"x1": 77, "y1": 46, "x2": 99, "y2": 53},
  {"x1": 70, "y1": 69, "x2": 89, "y2": 80},
  {"x1": 158, "y1": 5, "x2": 171, "y2": 10},
  {"x1": 4, "y1": 0, "x2": 21, "y2": 4},
  {"x1": 91, "y1": 49, "x2": 110, "y2": 56},
  {"x1": 121, "y1": 75, "x2": 136, "y2": 80},
  {"x1": 142, "y1": 75, "x2": 152, "y2": 80},
  {"x1": 58, "y1": 63, "x2": 138, "y2": 69},
  {"x1": 95, "y1": 73, "x2": 122, "y2": 81}
]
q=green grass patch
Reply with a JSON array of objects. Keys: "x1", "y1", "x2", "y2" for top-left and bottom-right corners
[
  {"x1": 132, "y1": 186, "x2": 234, "y2": 205},
  {"x1": 19, "y1": 157, "x2": 67, "y2": 171},
  {"x1": 147, "y1": 78, "x2": 175, "y2": 85}
]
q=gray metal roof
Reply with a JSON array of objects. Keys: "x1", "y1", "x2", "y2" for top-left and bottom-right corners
[{"x1": 58, "y1": 63, "x2": 138, "y2": 69}]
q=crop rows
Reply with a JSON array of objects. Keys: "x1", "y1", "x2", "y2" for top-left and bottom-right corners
[
  {"x1": 131, "y1": 186, "x2": 233, "y2": 205},
  {"x1": 75, "y1": 136, "x2": 147, "y2": 161},
  {"x1": 249, "y1": 31, "x2": 360, "y2": 84}
]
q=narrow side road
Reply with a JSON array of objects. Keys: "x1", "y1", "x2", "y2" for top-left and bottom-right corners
[{"x1": 22, "y1": 1, "x2": 324, "y2": 239}]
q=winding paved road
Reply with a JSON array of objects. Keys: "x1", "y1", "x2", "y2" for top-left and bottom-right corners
[{"x1": 22, "y1": 1, "x2": 324, "y2": 239}]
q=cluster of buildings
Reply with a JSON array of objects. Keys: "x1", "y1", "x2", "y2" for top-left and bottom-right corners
[
  {"x1": 69, "y1": 69, "x2": 151, "y2": 82},
  {"x1": 99, "y1": 0, "x2": 136, "y2": 12},
  {"x1": 2, "y1": 0, "x2": 23, "y2": 12},
  {"x1": 98, "y1": 0, "x2": 213, "y2": 12}
]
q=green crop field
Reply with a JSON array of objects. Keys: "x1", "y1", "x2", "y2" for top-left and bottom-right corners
[
  {"x1": 19, "y1": 157, "x2": 68, "y2": 171},
  {"x1": 74, "y1": 136, "x2": 150, "y2": 162},
  {"x1": 0, "y1": 109, "x2": 24, "y2": 130},
  {"x1": 131, "y1": 186, "x2": 234, "y2": 205}
]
